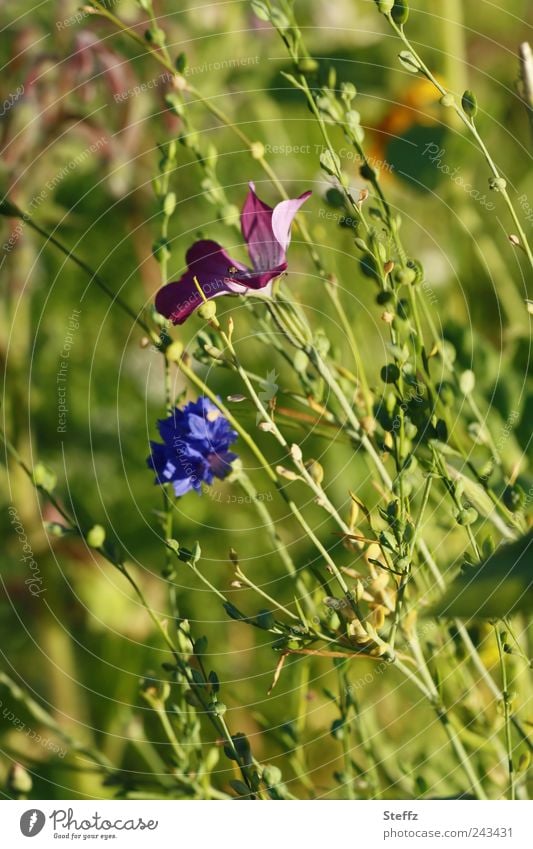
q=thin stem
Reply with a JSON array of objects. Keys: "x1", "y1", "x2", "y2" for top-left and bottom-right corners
[{"x1": 495, "y1": 625, "x2": 516, "y2": 799}]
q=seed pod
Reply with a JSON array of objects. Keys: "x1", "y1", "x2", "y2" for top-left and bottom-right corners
[
  {"x1": 297, "y1": 57, "x2": 319, "y2": 74},
  {"x1": 165, "y1": 340, "x2": 184, "y2": 363},
  {"x1": 209, "y1": 701, "x2": 227, "y2": 717},
  {"x1": 381, "y1": 363, "x2": 401, "y2": 384},
  {"x1": 87, "y1": 525, "x2": 106, "y2": 549},
  {"x1": 375, "y1": 0, "x2": 395, "y2": 14},
  {"x1": 262, "y1": 765, "x2": 282, "y2": 787},
  {"x1": 198, "y1": 301, "x2": 217, "y2": 321},
  {"x1": 461, "y1": 89, "x2": 478, "y2": 118},
  {"x1": 162, "y1": 192, "x2": 176, "y2": 217},
  {"x1": 175, "y1": 52, "x2": 187, "y2": 73},
  {"x1": 305, "y1": 458, "x2": 324, "y2": 485},
  {"x1": 33, "y1": 463, "x2": 57, "y2": 493},
  {"x1": 391, "y1": 0, "x2": 409, "y2": 25}
]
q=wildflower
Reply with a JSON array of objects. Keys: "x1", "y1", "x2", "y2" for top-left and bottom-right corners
[
  {"x1": 155, "y1": 183, "x2": 311, "y2": 324},
  {"x1": 147, "y1": 397, "x2": 238, "y2": 496}
]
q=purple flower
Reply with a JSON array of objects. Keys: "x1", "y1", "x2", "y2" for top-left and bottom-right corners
[
  {"x1": 155, "y1": 182, "x2": 311, "y2": 324},
  {"x1": 147, "y1": 397, "x2": 238, "y2": 496}
]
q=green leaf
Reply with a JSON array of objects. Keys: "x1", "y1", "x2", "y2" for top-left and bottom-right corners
[
  {"x1": 430, "y1": 529, "x2": 533, "y2": 619},
  {"x1": 250, "y1": 1, "x2": 270, "y2": 21}
]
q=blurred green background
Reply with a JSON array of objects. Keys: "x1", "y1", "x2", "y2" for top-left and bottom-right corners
[{"x1": 1, "y1": 0, "x2": 531, "y2": 799}]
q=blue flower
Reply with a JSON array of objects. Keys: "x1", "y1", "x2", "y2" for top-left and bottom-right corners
[{"x1": 147, "y1": 397, "x2": 238, "y2": 496}]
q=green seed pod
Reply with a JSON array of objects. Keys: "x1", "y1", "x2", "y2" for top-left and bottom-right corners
[
  {"x1": 198, "y1": 300, "x2": 217, "y2": 321},
  {"x1": 330, "y1": 718, "x2": 345, "y2": 740},
  {"x1": 152, "y1": 237, "x2": 171, "y2": 264},
  {"x1": 305, "y1": 458, "x2": 324, "y2": 485},
  {"x1": 297, "y1": 57, "x2": 319, "y2": 74},
  {"x1": 33, "y1": 462, "x2": 57, "y2": 493},
  {"x1": 502, "y1": 485, "x2": 524, "y2": 513},
  {"x1": 341, "y1": 82, "x2": 357, "y2": 103},
  {"x1": 175, "y1": 52, "x2": 187, "y2": 73},
  {"x1": 461, "y1": 89, "x2": 478, "y2": 118},
  {"x1": 381, "y1": 363, "x2": 401, "y2": 384},
  {"x1": 440, "y1": 92, "x2": 455, "y2": 108},
  {"x1": 209, "y1": 701, "x2": 227, "y2": 717},
  {"x1": 360, "y1": 253, "x2": 380, "y2": 281},
  {"x1": 404, "y1": 419, "x2": 418, "y2": 439},
  {"x1": 87, "y1": 525, "x2": 106, "y2": 549},
  {"x1": 391, "y1": 0, "x2": 409, "y2": 25},
  {"x1": 457, "y1": 507, "x2": 478, "y2": 526},
  {"x1": 518, "y1": 752, "x2": 531, "y2": 773},
  {"x1": 255, "y1": 609, "x2": 276, "y2": 630},
  {"x1": 397, "y1": 298, "x2": 410, "y2": 319},
  {"x1": 393, "y1": 266, "x2": 416, "y2": 286},
  {"x1": 145, "y1": 27, "x2": 166, "y2": 47},
  {"x1": 165, "y1": 340, "x2": 184, "y2": 363},
  {"x1": 375, "y1": 0, "x2": 395, "y2": 14},
  {"x1": 162, "y1": 192, "x2": 176, "y2": 217},
  {"x1": 262, "y1": 765, "x2": 282, "y2": 787},
  {"x1": 293, "y1": 349, "x2": 309, "y2": 373}
]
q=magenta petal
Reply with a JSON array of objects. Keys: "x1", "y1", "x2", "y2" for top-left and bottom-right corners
[
  {"x1": 155, "y1": 240, "x2": 246, "y2": 325},
  {"x1": 241, "y1": 183, "x2": 284, "y2": 271},
  {"x1": 271, "y1": 191, "x2": 312, "y2": 253},
  {"x1": 230, "y1": 261, "x2": 287, "y2": 290}
]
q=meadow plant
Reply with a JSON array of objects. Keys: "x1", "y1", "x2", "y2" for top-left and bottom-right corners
[{"x1": 0, "y1": 0, "x2": 531, "y2": 802}]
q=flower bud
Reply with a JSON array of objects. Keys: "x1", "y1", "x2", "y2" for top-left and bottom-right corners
[
  {"x1": 33, "y1": 462, "x2": 57, "y2": 493},
  {"x1": 305, "y1": 458, "x2": 324, "y2": 485},
  {"x1": 250, "y1": 141, "x2": 265, "y2": 160},
  {"x1": 297, "y1": 57, "x2": 319, "y2": 74},
  {"x1": 255, "y1": 609, "x2": 276, "y2": 630},
  {"x1": 209, "y1": 701, "x2": 227, "y2": 717},
  {"x1": 457, "y1": 507, "x2": 478, "y2": 526},
  {"x1": 162, "y1": 192, "x2": 176, "y2": 217},
  {"x1": 87, "y1": 525, "x2": 106, "y2": 549},
  {"x1": 440, "y1": 93, "x2": 455, "y2": 108}
]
